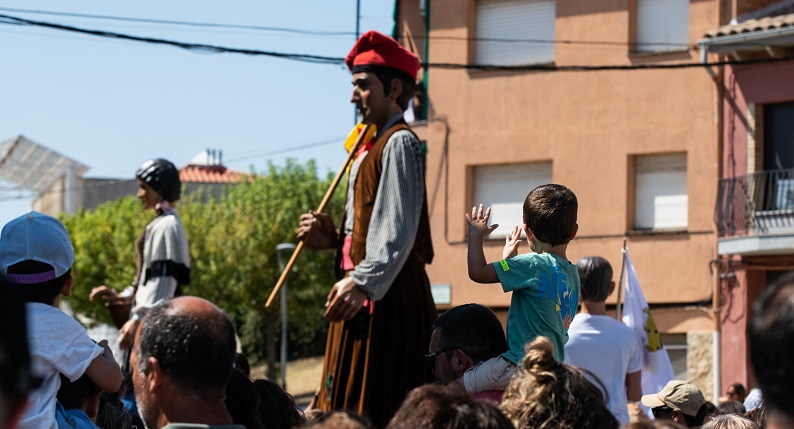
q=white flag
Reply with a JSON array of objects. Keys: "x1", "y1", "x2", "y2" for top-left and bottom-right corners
[{"x1": 621, "y1": 249, "x2": 675, "y2": 414}]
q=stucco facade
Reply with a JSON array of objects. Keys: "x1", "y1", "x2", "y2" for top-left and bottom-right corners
[
  {"x1": 396, "y1": 0, "x2": 726, "y2": 398},
  {"x1": 399, "y1": 1, "x2": 719, "y2": 318}
]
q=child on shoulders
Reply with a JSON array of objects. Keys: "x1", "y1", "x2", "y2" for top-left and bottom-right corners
[
  {"x1": 0, "y1": 212, "x2": 122, "y2": 429},
  {"x1": 461, "y1": 184, "x2": 580, "y2": 394}
]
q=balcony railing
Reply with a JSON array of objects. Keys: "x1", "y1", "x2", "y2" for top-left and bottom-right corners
[{"x1": 717, "y1": 169, "x2": 794, "y2": 237}]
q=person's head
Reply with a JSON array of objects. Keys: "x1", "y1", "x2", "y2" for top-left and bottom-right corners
[
  {"x1": 428, "y1": 304, "x2": 507, "y2": 385},
  {"x1": 252, "y1": 378, "x2": 304, "y2": 429},
  {"x1": 749, "y1": 271, "x2": 794, "y2": 420},
  {"x1": 136, "y1": 158, "x2": 181, "y2": 208},
  {"x1": 131, "y1": 296, "x2": 237, "y2": 429},
  {"x1": 234, "y1": 353, "x2": 251, "y2": 377},
  {"x1": 57, "y1": 373, "x2": 102, "y2": 421},
  {"x1": 301, "y1": 410, "x2": 373, "y2": 429},
  {"x1": 95, "y1": 392, "x2": 136, "y2": 429},
  {"x1": 577, "y1": 256, "x2": 614, "y2": 302},
  {"x1": 625, "y1": 421, "x2": 688, "y2": 429},
  {"x1": 386, "y1": 383, "x2": 513, "y2": 429},
  {"x1": 522, "y1": 184, "x2": 578, "y2": 248},
  {"x1": 742, "y1": 388, "x2": 763, "y2": 415},
  {"x1": 0, "y1": 212, "x2": 74, "y2": 305},
  {"x1": 641, "y1": 380, "x2": 708, "y2": 427},
  {"x1": 716, "y1": 401, "x2": 746, "y2": 416},
  {"x1": 727, "y1": 383, "x2": 747, "y2": 404},
  {"x1": 701, "y1": 414, "x2": 759, "y2": 429},
  {"x1": 500, "y1": 336, "x2": 618, "y2": 429},
  {"x1": 224, "y1": 368, "x2": 264, "y2": 429},
  {"x1": 0, "y1": 275, "x2": 36, "y2": 429},
  {"x1": 346, "y1": 31, "x2": 420, "y2": 124}
]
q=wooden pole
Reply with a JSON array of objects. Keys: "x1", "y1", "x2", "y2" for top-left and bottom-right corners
[
  {"x1": 265, "y1": 124, "x2": 372, "y2": 308},
  {"x1": 615, "y1": 237, "x2": 628, "y2": 320}
]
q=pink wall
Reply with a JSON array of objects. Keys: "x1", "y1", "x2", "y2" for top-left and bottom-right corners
[
  {"x1": 719, "y1": 60, "x2": 794, "y2": 392},
  {"x1": 722, "y1": 61, "x2": 794, "y2": 178}
]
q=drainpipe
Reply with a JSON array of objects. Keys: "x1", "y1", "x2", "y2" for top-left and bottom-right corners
[
  {"x1": 698, "y1": 40, "x2": 720, "y2": 81},
  {"x1": 422, "y1": 0, "x2": 430, "y2": 120},
  {"x1": 710, "y1": 258, "x2": 722, "y2": 403}
]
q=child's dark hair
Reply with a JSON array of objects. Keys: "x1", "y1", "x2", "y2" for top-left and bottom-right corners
[
  {"x1": 7, "y1": 260, "x2": 71, "y2": 304},
  {"x1": 57, "y1": 373, "x2": 100, "y2": 410},
  {"x1": 523, "y1": 184, "x2": 578, "y2": 246},
  {"x1": 577, "y1": 256, "x2": 613, "y2": 302}
]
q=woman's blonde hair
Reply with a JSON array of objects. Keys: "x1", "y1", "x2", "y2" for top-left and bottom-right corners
[
  {"x1": 500, "y1": 336, "x2": 617, "y2": 429},
  {"x1": 702, "y1": 414, "x2": 760, "y2": 429}
]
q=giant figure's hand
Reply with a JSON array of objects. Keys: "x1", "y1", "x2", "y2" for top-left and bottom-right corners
[
  {"x1": 297, "y1": 211, "x2": 338, "y2": 250},
  {"x1": 118, "y1": 319, "x2": 139, "y2": 349},
  {"x1": 324, "y1": 277, "x2": 367, "y2": 322},
  {"x1": 89, "y1": 286, "x2": 128, "y2": 305}
]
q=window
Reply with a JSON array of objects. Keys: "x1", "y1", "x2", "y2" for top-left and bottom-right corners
[
  {"x1": 473, "y1": 161, "x2": 552, "y2": 238},
  {"x1": 661, "y1": 334, "x2": 687, "y2": 381},
  {"x1": 475, "y1": 0, "x2": 555, "y2": 65},
  {"x1": 634, "y1": 153, "x2": 688, "y2": 230},
  {"x1": 756, "y1": 102, "x2": 794, "y2": 212},
  {"x1": 763, "y1": 102, "x2": 794, "y2": 172},
  {"x1": 635, "y1": 0, "x2": 689, "y2": 53}
]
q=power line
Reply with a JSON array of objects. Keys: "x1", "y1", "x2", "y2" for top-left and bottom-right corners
[
  {"x1": 402, "y1": 34, "x2": 696, "y2": 50},
  {"x1": 2, "y1": 12, "x2": 794, "y2": 72},
  {"x1": 223, "y1": 136, "x2": 345, "y2": 164},
  {"x1": 0, "y1": 7, "x2": 700, "y2": 50},
  {"x1": 0, "y1": 13, "x2": 345, "y2": 65},
  {"x1": 0, "y1": 6, "x2": 356, "y2": 37}
]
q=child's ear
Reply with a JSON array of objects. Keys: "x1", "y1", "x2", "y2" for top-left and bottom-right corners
[
  {"x1": 570, "y1": 223, "x2": 579, "y2": 240},
  {"x1": 523, "y1": 224, "x2": 531, "y2": 238},
  {"x1": 608, "y1": 281, "x2": 616, "y2": 297},
  {"x1": 61, "y1": 275, "x2": 74, "y2": 297}
]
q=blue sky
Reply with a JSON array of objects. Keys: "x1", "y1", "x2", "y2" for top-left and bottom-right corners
[{"x1": 0, "y1": 0, "x2": 395, "y2": 226}]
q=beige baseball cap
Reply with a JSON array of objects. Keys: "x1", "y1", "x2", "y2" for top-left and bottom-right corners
[{"x1": 641, "y1": 380, "x2": 706, "y2": 416}]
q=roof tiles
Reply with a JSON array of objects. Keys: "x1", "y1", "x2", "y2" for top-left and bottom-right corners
[
  {"x1": 179, "y1": 165, "x2": 248, "y2": 184},
  {"x1": 705, "y1": 13, "x2": 794, "y2": 38}
]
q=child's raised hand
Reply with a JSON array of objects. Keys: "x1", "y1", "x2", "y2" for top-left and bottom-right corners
[
  {"x1": 502, "y1": 225, "x2": 522, "y2": 259},
  {"x1": 465, "y1": 204, "x2": 498, "y2": 237}
]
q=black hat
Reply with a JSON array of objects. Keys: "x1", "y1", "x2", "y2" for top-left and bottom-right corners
[{"x1": 136, "y1": 159, "x2": 181, "y2": 202}]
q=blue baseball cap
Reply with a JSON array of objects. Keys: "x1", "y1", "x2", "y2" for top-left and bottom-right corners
[{"x1": 0, "y1": 212, "x2": 74, "y2": 283}]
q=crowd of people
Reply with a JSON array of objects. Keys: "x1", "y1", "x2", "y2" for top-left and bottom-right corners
[{"x1": 1, "y1": 30, "x2": 793, "y2": 429}]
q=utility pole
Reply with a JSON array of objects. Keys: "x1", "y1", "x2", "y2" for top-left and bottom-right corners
[{"x1": 353, "y1": 0, "x2": 361, "y2": 125}]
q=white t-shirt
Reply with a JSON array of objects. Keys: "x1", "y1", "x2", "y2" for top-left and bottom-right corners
[
  {"x1": 564, "y1": 313, "x2": 643, "y2": 427},
  {"x1": 20, "y1": 303, "x2": 103, "y2": 429}
]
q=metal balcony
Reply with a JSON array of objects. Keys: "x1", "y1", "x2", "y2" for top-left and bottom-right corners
[{"x1": 717, "y1": 169, "x2": 794, "y2": 238}]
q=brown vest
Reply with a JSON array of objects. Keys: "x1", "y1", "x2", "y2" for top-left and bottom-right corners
[{"x1": 336, "y1": 122, "x2": 434, "y2": 277}]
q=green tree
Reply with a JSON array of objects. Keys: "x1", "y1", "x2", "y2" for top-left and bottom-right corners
[{"x1": 62, "y1": 159, "x2": 342, "y2": 362}]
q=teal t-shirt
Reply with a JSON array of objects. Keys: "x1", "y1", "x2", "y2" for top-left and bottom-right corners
[{"x1": 492, "y1": 252, "x2": 579, "y2": 364}]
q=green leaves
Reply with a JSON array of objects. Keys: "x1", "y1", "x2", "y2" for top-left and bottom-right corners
[{"x1": 63, "y1": 159, "x2": 343, "y2": 361}]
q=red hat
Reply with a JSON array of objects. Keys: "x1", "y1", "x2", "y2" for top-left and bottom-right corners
[{"x1": 346, "y1": 30, "x2": 420, "y2": 81}]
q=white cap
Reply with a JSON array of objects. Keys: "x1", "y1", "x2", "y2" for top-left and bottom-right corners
[{"x1": 0, "y1": 212, "x2": 74, "y2": 283}]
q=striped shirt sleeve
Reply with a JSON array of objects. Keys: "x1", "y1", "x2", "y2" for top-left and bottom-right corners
[{"x1": 349, "y1": 129, "x2": 425, "y2": 301}]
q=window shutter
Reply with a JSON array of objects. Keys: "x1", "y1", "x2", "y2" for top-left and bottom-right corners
[
  {"x1": 635, "y1": 153, "x2": 688, "y2": 229},
  {"x1": 473, "y1": 162, "x2": 552, "y2": 237},
  {"x1": 476, "y1": 0, "x2": 556, "y2": 65},
  {"x1": 636, "y1": 0, "x2": 689, "y2": 52}
]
